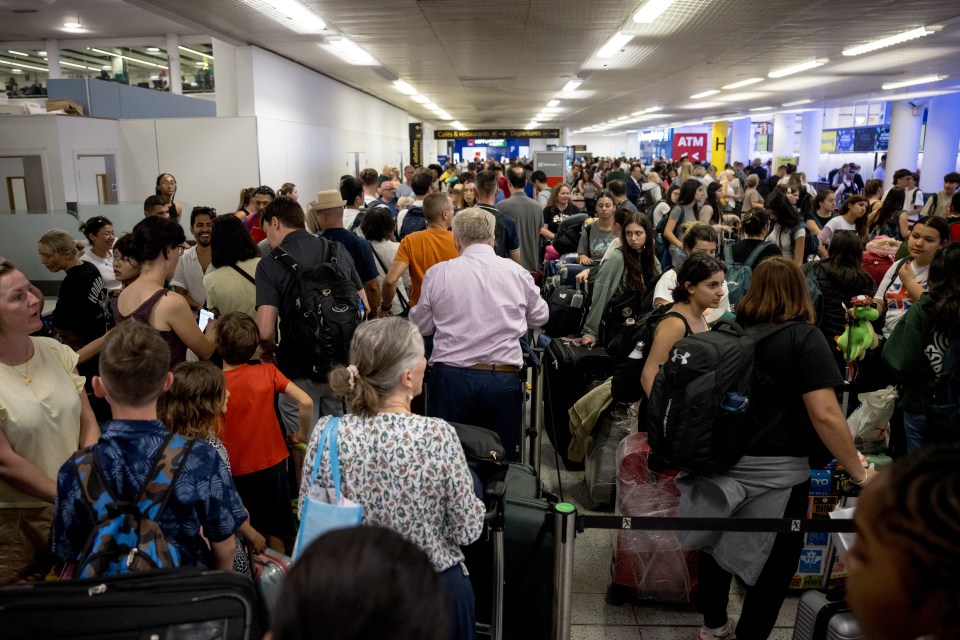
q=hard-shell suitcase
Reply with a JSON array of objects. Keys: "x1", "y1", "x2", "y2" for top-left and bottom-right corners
[
  {"x1": 0, "y1": 568, "x2": 262, "y2": 639},
  {"x1": 543, "y1": 338, "x2": 613, "y2": 470},
  {"x1": 253, "y1": 548, "x2": 291, "y2": 616}
]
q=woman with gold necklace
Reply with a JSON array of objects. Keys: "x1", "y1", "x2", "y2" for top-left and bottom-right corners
[{"x1": 0, "y1": 258, "x2": 99, "y2": 585}]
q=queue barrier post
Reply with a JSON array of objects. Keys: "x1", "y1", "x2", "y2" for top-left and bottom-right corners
[{"x1": 551, "y1": 502, "x2": 577, "y2": 640}]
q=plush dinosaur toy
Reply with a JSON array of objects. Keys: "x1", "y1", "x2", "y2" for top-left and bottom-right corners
[{"x1": 835, "y1": 295, "x2": 880, "y2": 362}]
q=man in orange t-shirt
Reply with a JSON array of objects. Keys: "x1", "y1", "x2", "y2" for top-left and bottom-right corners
[{"x1": 378, "y1": 192, "x2": 458, "y2": 315}]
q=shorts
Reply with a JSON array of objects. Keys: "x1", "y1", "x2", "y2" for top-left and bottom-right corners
[
  {"x1": 232, "y1": 460, "x2": 297, "y2": 542},
  {"x1": 0, "y1": 505, "x2": 54, "y2": 586}
]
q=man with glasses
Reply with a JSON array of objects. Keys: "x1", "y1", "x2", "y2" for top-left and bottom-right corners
[
  {"x1": 245, "y1": 185, "x2": 275, "y2": 244},
  {"x1": 171, "y1": 206, "x2": 216, "y2": 312},
  {"x1": 373, "y1": 178, "x2": 399, "y2": 216}
]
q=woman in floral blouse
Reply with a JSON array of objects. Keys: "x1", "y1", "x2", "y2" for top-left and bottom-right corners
[{"x1": 299, "y1": 317, "x2": 484, "y2": 640}]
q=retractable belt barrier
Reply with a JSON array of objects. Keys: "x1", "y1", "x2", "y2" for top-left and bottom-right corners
[{"x1": 550, "y1": 503, "x2": 857, "y2": 640}]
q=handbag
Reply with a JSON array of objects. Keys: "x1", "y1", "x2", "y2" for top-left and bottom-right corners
[{"x1": 292, "y1": 418, "x2": 364, "y2": 560}]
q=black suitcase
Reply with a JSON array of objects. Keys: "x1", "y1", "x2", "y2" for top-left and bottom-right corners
[
  {"x1": 543, "y1": 284, "x2": 586, "y2": 339},
  {"x1": 0, "y1": 568, "x2": 262, "y2": 639},
  {"x1": 466, "y1": 463, "x2": 555, "y2": 640},
  {"x1": 543, "y1": 338, "x2": 614, "y2": 470}
]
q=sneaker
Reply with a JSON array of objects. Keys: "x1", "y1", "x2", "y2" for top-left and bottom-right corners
[{"x1": 697, "y1": 618, "x2": 737, "y2": 640}]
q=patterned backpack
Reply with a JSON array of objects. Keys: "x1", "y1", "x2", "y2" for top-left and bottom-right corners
[{"x1": 72, "y1": 435, "x2": 194, "y2": 578}]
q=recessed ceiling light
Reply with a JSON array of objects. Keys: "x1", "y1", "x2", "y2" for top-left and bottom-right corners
[
  {"x1": 749, "y1": 106, "x2": 774, "y2": 111},
  {"x1": 11, "y1": 68, "x2": 23, "y2": 74},
  {"x1": 101, "y1": 64, "x2": 112, "y2": 70},
  {"x1": 194, "y1": 61, "x2": 205, "y2": 67},
  {"x1": 561, "y1": 79, "x2": 582, "y2": 94},
  {"x1": 526, "y1": 121, "x2": 539, "y2": 129},
  {"x1": 63, "y1": 21, "x2": 82, "y2": 29},
  {"x1": 596, "y1": 31, "x2": 632, "y2": 59},
  {"x1": 423, "y1": 102, "x2": 439, "y2": 111},
  {"x1": 722, "y1": 77, "x2": 763, "y2": 90},
  {"x1": 644, "y1": 106, "x2": 663, "y2": 113},
  {"x1": 547, "y1": 99, "x2": 559, "y2": 107},
  {"x1": 38, "y1": 51, "x2": 46, "y2": 56},
  {"x1": 768, "y1": 59, "x2": 828, "y2": 79},
  {"x1": 411, "y1": 94, "x2": 429, "y2": 104},
  {"x1": 393, "y1": 80, "x2": 417, "y2": 95},
  {"x1": 146, "y1": 47, "x2": 161, "y2": 53},
  {"x1": 451, "y1": 121, "x2": 466, "y2": 130},
  {"x1": 782, "y1": 98, "x2": 813, "y2": 107},
  {"x1": 320, "y1": 37, "x2": 376, "y2": 65},
  {"x1": 690, "y1": 89, "x2": 720, "y2": 99},
  {"x1": 541, "y1": 107, "x2": 563, "y2": 113},
  {"x1": 881, "y1": 75, "x2": 947, "y2": 90},
  {"x1": 843, "y1": 27, "x2": 936, "y2": 57},
  {"x1": 633, "y1": 0, "x2": 677, "y2": 23}
]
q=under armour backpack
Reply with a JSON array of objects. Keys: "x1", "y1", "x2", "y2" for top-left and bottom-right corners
[
  {"x1": 646, "y1": 320, "x2": 796, "y2": 474},
  {"x1": 398, "y1": 205, "x2": 426, "y2": 240},
  {"x1": 72, "y1": 435, "x2": 194, "y2": 578},
  {"x1": 608, "y1": 303, "x2": 688, "y2": 405},
  {"x1": 272, "y1": 240, "x2": 362, "y2": 382}
]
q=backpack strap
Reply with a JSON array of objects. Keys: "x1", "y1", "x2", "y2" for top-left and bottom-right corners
[
  {"x1": 659, "y1": 310, "x2": 693, "y2": 337},
  {"x1": 228, "y1": 263, "x2": 256, "y2": 285},
  {"x1": 271, "y1": 247, "x2": 302, "y2": 274},
  {"x1": 136, "y1": 435, "x2": 195, "y2": 522},
  {"x1": 743, "y1": 241, "x2": 771, "y2": 269},
  {"x1": 75, "y1": 448, "x2": 119, "y2": 522}
]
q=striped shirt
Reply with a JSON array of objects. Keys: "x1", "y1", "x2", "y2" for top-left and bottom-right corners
[{"x1": 410, "y1": 243, "x2": 549, "y2": 367}]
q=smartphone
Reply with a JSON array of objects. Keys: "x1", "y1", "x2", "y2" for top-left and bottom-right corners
[{"x1": 198, "y1": 308, "x2": 215, "y2": 332}]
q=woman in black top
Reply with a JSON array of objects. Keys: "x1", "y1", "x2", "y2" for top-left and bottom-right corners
[
  {"x1": 542, "y1": 183, "x2": 582, "y2": 239},
  {"x1": 689, "y1": 257, "x2": 875, "y2": 640},
  {"x1": 730, "y1": 207, "x2": 782, "y2": 265},
  {"x1": 802, "y1": 230, "x2": 876, "y2": 374},
  {"x1": 156, "y1": 173, "x2": 183, "y2": 223}
]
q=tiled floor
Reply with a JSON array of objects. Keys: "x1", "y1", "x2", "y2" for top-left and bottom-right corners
[{"x1": 534, "y1": 433, "x2": 800, "y2": 640}]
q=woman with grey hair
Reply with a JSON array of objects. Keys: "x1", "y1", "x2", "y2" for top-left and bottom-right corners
[{"x1": 298, "y1": 317, "x2": 484, "y2": 640}]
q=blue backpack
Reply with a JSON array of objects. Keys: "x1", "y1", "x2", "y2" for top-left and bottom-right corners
[
  {"x1": 72, "y1": 435, "x2": 194, "y2": 578},
  {"x1": 723, "y1": 241, "x2": 771, "y2": 308},
  {"x1": 398, "y1": 205, "x2": 426, "y2": 240}
]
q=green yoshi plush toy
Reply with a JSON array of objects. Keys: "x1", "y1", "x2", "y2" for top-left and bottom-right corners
[{"x1": 835, "y1": 295, "x2": 880, "y2": 362}]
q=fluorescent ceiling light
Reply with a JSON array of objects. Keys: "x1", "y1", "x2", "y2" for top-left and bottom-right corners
[
  {"x1": 194, "y1": 61, "x2": 206, "y2": 67},
  {"x1": 63, "y1": 21, "x2": 82, "y2": 29},
  {"x1": 782, "y1": 98, "x2": 813, "y2": 107},
  {"x1": 179, "y1": 46, "x2": 213, "y2": 60},
  {"x1": 722, "y1": 77, "x2": 763, "y2": 90},
  {"x1": 541, "y1": 106, "x2": 563, "y2": 113},
  {"x1": 749, "y1": 106, "x2": 773, "y2": 111},
  {"x1": 38, "y1": 51, "x2": 46, "y2": 56},
  {"x1": 423, "y1": 102, "x2": 438, "y2": 111},
  {"x1": 435, "y1": 111, "x2": 453, "y2": 120},
  {"x1": 101, "y1": 64, "x2": 112, "y2": 69},
  {"x1": 561, "y1": 79, "x2": 582, "y2": 93},
  {"x1": 7, "y1": 50, "x2": 28, "y2": 57},
  {"x1": 843, "y1": 27, "x2": 935, "y2": 57},
  {"x1": 644, "y1": 106, "x2": 663, "y2": 113},
  {"x1": 60, "y1": 61, "x2": 100, "y2": 71},
  {"x1": 617, "y1": 115, "x2": 628, "y2": 120},
  {"x1": 451, "y1": 121, "x2": 466, "y2": 130},
  {"x1": 882, "y1": 75, "x2": 947, "y2": 90},
  {"x1": 596, "y1": 31, "x2": 632, "y2": 59},
  {"x1": 0, "y1": 59, "x2": 47, "y2": 72},
  {"x1": 146, "y1": 47, "x2": 160, "y2": 53},
  {"x1": 690, "y1": 89, "x2": 720, "y2": 99},
  {"x1": 633, "y1": 0, "x2": 677, "y2": 23},
  {"x1": 768, "y1": 58, "x2": 828, "y2": 78},
  {"x1": 411, "y1": 94, "x2": 429, "y2": 104},
  {"x1": 90, "y1": 47, "x2": 168, "y2": 69},
  {"x1": 241, "y1": 0, "x2": 326, "y2": 33},
  {"x1": 320, "y1": 37, "x2": 376, "y2": 65},
  {"x1": 547, "y1": 99, "x2": 560, "y2": 107},
  {"x1": 526, "y1": 121, "x2": 539, "y2": 129},
  {"x1": 393, "y1": 80, "x2": 417, "y2": 95}
]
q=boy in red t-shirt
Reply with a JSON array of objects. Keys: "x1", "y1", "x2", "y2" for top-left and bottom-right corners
[{"x1": 217, "y1": 312, "x2": 314, "y2": 553}]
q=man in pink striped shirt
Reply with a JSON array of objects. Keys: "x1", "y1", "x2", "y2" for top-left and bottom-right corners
[{"x1": 409, "y1": 207, "x2": 549, "y2": 459}]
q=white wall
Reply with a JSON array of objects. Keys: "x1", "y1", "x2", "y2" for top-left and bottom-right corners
[
  {"x1": 242, "y1": 47, "x2": 409, "y2": 197},
  {"x1": 0, "y1": 115, "x2": 66, "y2": 211},
  {"x1": 564, "y1": 133, "x2": 630, "y2": 158},
  {"x1": 0, "y1": 156, "x2": 24, "y2": 211}
]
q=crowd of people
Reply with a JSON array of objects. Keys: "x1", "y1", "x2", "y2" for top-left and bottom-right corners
[{"x1": 1, "y1": 152, "x2": 959, "y2": 640}]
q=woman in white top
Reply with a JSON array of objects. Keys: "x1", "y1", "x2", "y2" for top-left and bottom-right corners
[
  {"x1": 817, "y1": 195, "x2": 869, "y2": 258},
  {"x1": 652, "y1": 184, "x2": 680, "y2": 228},
  {"x1": 765, "y1": 185, "x2": 806, "y2": 265},
  {"x1": 360, "y1": 206, "x2": 411, "y2": 315},
  {"x1": 0, "y1": 259, "x2": 99, "y2": 584},
  {"x1": 874, "y1": 216, "x2": 949, "y2": 340},
  {"x1": 80, "y1": 216, "x2": 120, "y2": 290}
]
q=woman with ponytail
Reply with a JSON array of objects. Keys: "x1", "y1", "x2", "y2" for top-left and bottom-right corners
[
  {"x1": 883, "y1": 244, "x2": 960, "y2": 452},
  {"x1": 298, "y1": 317, "x2": 484, "y2": 640}
]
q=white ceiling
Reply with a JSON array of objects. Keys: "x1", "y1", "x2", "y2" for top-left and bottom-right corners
[{"x1": 2, "y1": 0, "x2": 960, "y2": 132}]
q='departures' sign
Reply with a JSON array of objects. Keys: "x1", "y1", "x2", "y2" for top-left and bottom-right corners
[{"x1": 435, "y1": 128, "x2": 561, "y2": 139}]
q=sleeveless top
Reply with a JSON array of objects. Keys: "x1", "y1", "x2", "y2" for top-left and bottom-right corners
[{"x1": 114, "y1": 289, "x2": 188, "y2": 368}]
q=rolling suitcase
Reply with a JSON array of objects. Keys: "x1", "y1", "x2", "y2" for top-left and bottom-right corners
[
  {"x1": 0, "y1": 568, "x2": 262, "y2": 639},
  {"x1": 252, "y1": 548, "x2": 291, "y2": 618},
  {"x1": 543, "y1": 338, "x2": 614, "y2": 470}
]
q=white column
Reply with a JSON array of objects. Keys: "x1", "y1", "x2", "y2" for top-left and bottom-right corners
[
  {"x1": 798, "y1": 109, "x2": 824, "y2": 181},
  {"x1": 884, "y1": 101, "x2": 924, "y2": 190},
  {"x1": 772, "y1": 112, "x2": 797, "y2": 162},
  {"x1": 44, "y1": 39, "x2": 61, "y2": 80},
  {"x1": 166, "y1": 33, "x2": 182, "y2": 95},
  {"x1": 730, "y1": 117, "x2": 752, "y2": 165},
  {"x1": 111, "y1": 55, "x2": 123, "y2": 76},
  {"x1": 919, "y1": 92, "x2": 960, "y2": 192},
  {"x1": 212, "y1": 38, "x2": 238, "y2": 117}
]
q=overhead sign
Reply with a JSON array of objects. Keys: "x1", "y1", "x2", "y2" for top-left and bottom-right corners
[
  {"x1": 573, "y1": 144, "x2": 587, "y2": 151},
  {"x1": 672, "y1": 132, "x2": 708, "y2": 162},
  {"x1": 468, "y1": 138, "x2": 507, "y2": 147},
  {"x1": 435, "y1": 128, "x2": 560, "y2": 139},
  {"x1": 533, "y1": 151, "x2": 567, "y2": 188},
  {"x1": 639, "y1": 129, "x2": 669, "y2": 142},
  {"x1": 409, "y1": 122, "x2": 423, "y2": 168},
  {"x1": 820, "y1": 130, "x2": 837, "y2": 153}
]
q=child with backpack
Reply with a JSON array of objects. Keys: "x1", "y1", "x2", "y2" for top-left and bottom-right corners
[
  {"x1": 158, "y1": 361, "x2": 267, "y2": 575},
  {"x1": 883, "y1": 244, "x2": 960, "y2": 452},
  {"x1": 216, "y1": 312, "x2": 314, "y2": 554},
  {"x1": 52, "y1": 321, "x2": 248, "y2": 575}
]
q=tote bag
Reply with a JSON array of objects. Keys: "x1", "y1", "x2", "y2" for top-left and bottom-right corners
[{"x1": 293, "y1": 418, "x2": 364, "y2": 560}]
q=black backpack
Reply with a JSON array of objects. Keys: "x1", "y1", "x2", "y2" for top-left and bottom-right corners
[
  {"x1": 639, "y1": 187, "x2": 658, "y2": 214},
  {"x1": 927, "y1": 340, "x2": 960, "y2": 434},
  {"x1": 543, "y1": 283, "x2": 586, "y2": 338},
  {"x1": 398, "y1": 206, "x2": 426, "y2": 240},
  {"x1": 491, "y1": 210, "x2": 508, "y2": 259},
  {"x1": 609, "y1": 303, "x2": 689, "y2": 405},
  {"x1": 552, "y1": 214, "x2": 588, "y2": 256},
  {"x1": 646, "y1": 320, "x2": 796, "y2": 474},
  {"x1": 653, "y1": 210, "x2": 670, "y2": 260},
  {"x1": 272, "y1": 240, "x2": 362, "y2": 381}
]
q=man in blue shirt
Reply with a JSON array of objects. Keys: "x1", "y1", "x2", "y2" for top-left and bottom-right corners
[
  {"x1": 475, "y1": 169, "x2": 522, "y2": 264},
  {"x1": 52, "y1": 321, "x2": 247, "y2": 570},
  {"x1": 317, "y1": 186, "x2": 382, "y2": 314}
]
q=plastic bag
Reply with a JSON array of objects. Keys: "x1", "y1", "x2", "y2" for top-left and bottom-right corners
[
  {"x1": 847, "y1": 386, "x2": 897, "y2": 453},
  {"x1": 584, "y1": 402, "x2": 634, "y2": 509}
]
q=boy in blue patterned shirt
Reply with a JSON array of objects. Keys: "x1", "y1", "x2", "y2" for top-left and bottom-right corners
[{"x1": 52, "y1": 321, "x2": 247, "y2": 570}]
